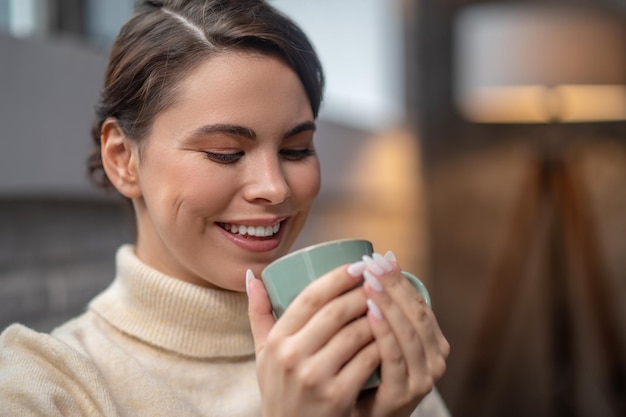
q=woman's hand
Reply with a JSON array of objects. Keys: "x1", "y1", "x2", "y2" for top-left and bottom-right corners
[
  {"x1": 247, "y1": 250, "x2": 450, "y2": 417},
  {"x1": 354, "y1": 252, "x2": 450, "y2": 417},
  {"x1": 247, "y1": 265, "x2": 381, "y2": 417}
]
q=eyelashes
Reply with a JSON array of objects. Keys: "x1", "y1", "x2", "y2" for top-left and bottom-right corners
[
  {"x1": 279, "y1": 147, "x2": 315, "y2": 161},
  {"x1": 204, "y1": 148, "x2": 315, "y2": 164},
  {"x1": 204, "y1": 151, "x2": 244, "y2": 164}
]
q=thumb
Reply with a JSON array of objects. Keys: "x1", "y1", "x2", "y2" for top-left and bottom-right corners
[{"x1": 246, "y1": 269, "x2": 275, "y2": 353}]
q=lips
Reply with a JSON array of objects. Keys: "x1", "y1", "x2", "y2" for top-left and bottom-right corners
[{"x1": 218, "y1": 221, "x2": 281, "y2": 238}]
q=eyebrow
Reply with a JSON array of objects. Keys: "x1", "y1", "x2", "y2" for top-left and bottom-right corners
[
  {"x1": 192, "y1": 123, "x2": 256, "y2": 140},
  {"x1": 284, "y1": 121, "x2": 317, "y2": 138},
  {"x1": 189, "y1": 121, "x2": 316, "y2": 141}
]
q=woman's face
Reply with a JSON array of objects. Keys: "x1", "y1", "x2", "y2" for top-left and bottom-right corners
[{"x1": 130, "y1": 52, "x2": 320, "y2": 291}]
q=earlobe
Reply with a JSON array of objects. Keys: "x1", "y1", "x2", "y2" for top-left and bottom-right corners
[{"x1": 101, "y1": 118, "x2": 142, "y2": 199}]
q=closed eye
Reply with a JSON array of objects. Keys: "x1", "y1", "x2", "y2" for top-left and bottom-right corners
[
  {"x1": 280, "y1": 148, "x2": 315, "y2": 161},
  {"x1": 204, "y1": 151, "x2": 244, "y2": 164}
]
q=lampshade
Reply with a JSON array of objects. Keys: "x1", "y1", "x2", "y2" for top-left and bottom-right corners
[{"x1": 454, "y1": 3, "x2": 626, "y2": 123}]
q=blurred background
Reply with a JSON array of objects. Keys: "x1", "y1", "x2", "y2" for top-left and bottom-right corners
[{"x1": 1, "y1": 0, "x2": 625, "y2": 416}]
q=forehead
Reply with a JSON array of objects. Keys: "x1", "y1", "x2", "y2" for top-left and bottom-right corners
[
  {"x1": 182, "y1": 51, "x2": 295, "y2": 89},
  {"x1": 150, "y1": 51, "x2": 313, "y2": 137}
]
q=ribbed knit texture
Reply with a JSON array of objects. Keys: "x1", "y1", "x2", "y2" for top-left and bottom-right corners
[{"x1": 89, "y1": 244, "x2": 254, "y2": 358}]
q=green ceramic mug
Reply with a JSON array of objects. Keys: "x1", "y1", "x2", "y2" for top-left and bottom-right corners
[{"x1": 261, "y1": 238, "x2": 431, "y2": 389}]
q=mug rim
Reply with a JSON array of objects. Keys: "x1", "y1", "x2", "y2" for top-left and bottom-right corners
[{"x1": 263, "y1": 238, "x2": 371, "y2": 271}]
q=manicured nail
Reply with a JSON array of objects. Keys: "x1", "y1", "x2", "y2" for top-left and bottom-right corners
[
  {"x1": 363, "y1": 255, "x2": 384, "y2": 276},
  {"x1": 245, "y1": 269, "x2": 255, "y2": 295},
  {"x1": 367, "y1": 299, "x2": 383, "y2": 320},
  {"x1": 373, "y1": 253, "x2": 393, "y2": 272},
  {"x1": 384, "y1": 250, "x2": 397, "y2": 262},
  {"x1": 347, "y1": 261, "x2": 366, "y2": 277},
  {"x1": 363, "y1": 270, "x2": 383, "y2": 292}
]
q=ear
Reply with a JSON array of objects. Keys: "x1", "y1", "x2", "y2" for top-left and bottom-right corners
[{"x1": 101, "y1": 118, "x2": 142, "y2": 199}]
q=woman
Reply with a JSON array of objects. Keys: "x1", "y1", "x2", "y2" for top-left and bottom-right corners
[{"x1": 0, "y1": 1, "x2": 450, "y2": 416}]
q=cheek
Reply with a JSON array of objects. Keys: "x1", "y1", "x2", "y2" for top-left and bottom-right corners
[
  {"x1": 288, "y1": 160, "x2": 321, "y2": 204},
  {"x1": 139, "y1": 155, "x2": 238, "y2": 221},
  {"x1": 173, "y1": 168, "x2": 241, "y2": 214}
]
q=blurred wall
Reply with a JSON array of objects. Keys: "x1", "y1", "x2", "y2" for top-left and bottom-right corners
[
  {"x1": 0, "y1": 34, "x2": 133, "y2": 331},
  {"x1": 410, "y1": 1, "x2": 626, "y2": 416},
  {"x1": 0, "y1": 34, "x2": 106, "y2": 197}
]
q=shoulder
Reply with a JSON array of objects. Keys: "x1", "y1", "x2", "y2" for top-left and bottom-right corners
[
  {"x1": 2, "y1": 322, "x2": 82, "y2": 359},
  {"x1": 0, "y1": 323, "x2": 118, "y2": 416}
]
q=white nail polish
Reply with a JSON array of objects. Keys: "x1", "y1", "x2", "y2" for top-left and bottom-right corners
[
  {"x1": 384, "y1": 250, "x2": 397, "y2": 262},
  {"x1": 363, "y1": 255, "x2": 384, "y2": 276},
  {"x1": 367, "y1": 299, "x2": 383, "y2": 320},
  {"x1": 363, "y1": 270, "x2": 384, "y2": 292},
  {"x1": 347, "y1": 261, "x2": 366, "y2": 277},
  {"x1": 373, "y1": 253, "x2": 393, "y2": 272},
  {"x1": 245, "y1": 269, "x2": 255, "y2": 295}
]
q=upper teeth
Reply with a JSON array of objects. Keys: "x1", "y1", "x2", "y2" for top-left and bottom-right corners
[{"x1": 222, "y1": 222, "x2": 280, "y2": 237}]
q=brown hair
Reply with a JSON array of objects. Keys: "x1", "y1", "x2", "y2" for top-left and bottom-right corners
[{"x1": 88, "y1": 0, "x2": 325, "y2": 191}]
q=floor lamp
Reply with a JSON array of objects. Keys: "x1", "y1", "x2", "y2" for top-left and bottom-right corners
[{"x1": 452, "y1": 4, "x2": 626, "y2": 416}]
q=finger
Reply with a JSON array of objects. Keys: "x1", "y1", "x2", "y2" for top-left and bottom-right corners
[
  {"x1": 286, "y1": 317, "x2": 375, "y2": 397},
  {"x1": 370, "y1": 257, "x2": 449, "y2": 364},
  {"x1": 247, "y1": 269, "x2": 276, "y2": 354},
  {"x1": 365, "y1": 254, "x2": 434, "y2": 337},
  {"x1": 417, "y1": 303, "x2": 450, "y2": 362},
  {"x1": 289, "y1": 283, "x2": 368, "y2": 355},
  {"x1": 362, "y1": 265, "x2": 427, "y2": 373},
  {"x1": 334, "y1": 339, "x2": 381, "y2": 392},
  {"x1": 271, "y1": 263, "x2": 363, "y2": 337},
  {"x1": 366, "y1": 298, "x2": 427, "y2": 388},
  {"x1": 413, "y1": 307, "x2": 450, "y2": 379},
  {"x1": 303, "y1": 314, "x2": 374, "y2": 381},
  {"x1": 363, "y1": 255, "x2": 449, "y2": 382}
]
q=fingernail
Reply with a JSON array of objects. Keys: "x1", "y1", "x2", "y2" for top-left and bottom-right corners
[
  {"x1": 384, "y1": 250, "x2": 397, "y2": 262},
  {"x1": 363, "y1": 270, "x2": 383, "y2": 292},
  {"x1": 347, "y1": 261, "x2": 366, "y2": 277},
  {"x1": 245, "y1": 269, "x2": 255, "y2": 295},
  {"x1": 363, "y1": 255, "x2": 384, "y2": 276},
  {"x1": 373, "y1": 253, "x2": 393, "y2": 272},
  {"x1": 367, "y1": 299, "x2": 383, "y2": 320}
]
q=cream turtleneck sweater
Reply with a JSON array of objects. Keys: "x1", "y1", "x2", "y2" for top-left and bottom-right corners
[
  {"x1": 0, "y1": 245, "x2": 449, "y2": 417},
  {"x1": 0, "y1": 245, "x2": 260, "y2": 416}
]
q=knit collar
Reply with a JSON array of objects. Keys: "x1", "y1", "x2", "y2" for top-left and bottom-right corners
[{"x1": 89, "y1": 245, "x2": 255, "y2": 359}]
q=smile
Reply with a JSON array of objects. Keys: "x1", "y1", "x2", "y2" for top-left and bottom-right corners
[{"x1": 218, "y1": 222, "x2": 281, "y2": 238}]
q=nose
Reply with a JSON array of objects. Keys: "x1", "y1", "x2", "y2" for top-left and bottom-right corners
[{"x1": 243, "y1": 155, "x2": 291, "y2": 204}]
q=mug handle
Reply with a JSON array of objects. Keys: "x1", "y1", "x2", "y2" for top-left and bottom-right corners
[{"x1": 401, "y1": 271, "x2": 431, "y2": 308}]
